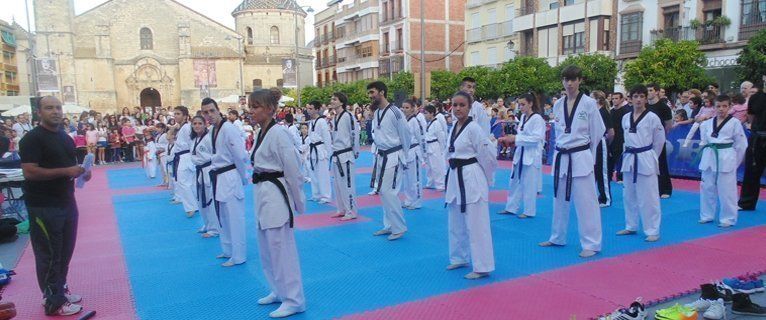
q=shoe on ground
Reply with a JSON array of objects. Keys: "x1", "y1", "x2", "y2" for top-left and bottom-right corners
[
  {"x1": 599, "y1": 203, "x2": 610, "y2": 208},
  {"x1": 330, "y1": 212, "x2": 345, "y2": 218},
  {"x1": 660, "y1": 194, "x2": 671, "y2": 199},
  {"x1": 733, "y1": 292, "x2": 766, "y2": 316},
  {"x1": 464, "y1": 272, "x2": 489, "y2": 280},
  {"x1": 579, "y1": 250, "x2": 597, "y2": 258},
  {"x1": 48, "y1": 302, "x2": 82, "y2": 316},
  {"x1": 387, "y1": 232, "x2": 404, "y2": 241},
  {"x1": 518, "y1": 214, "x2": 531, "y2": 219},
  {"x1": 724, "y1": 278, "x2": 758, "y2": 294},
  {"x1": 713, "y1": 282, "x2": 735, "y2": 304},
  {"x1": 202, "y1": 231, "x2": 219, "y2": 238},
  {"x1": 497, "y1": 210, "x2": 516, "y2": 215},
  {"x1": 446, "y1": 263, "x2": 468, "y2": 271},
  {"x1": 221, "y1": 260, "x2": 245, "y2": 267},
  {"x1": 538, "y1": 241, "x2": 563, "y2": 247},
  {"x1": 699, "y1": 219, "x2": 713, "y2": 224},
  {"x1": 41, "y1": 293, "x2": 82, "y2": 306},
  {"x1": 616, "y1": 229, "x2": 637, "y2": 236},
  {"x1": 367, "y1": 190, "x2": 378, "y2": 195},
  {"x1": 606, "y1": 297, "x2": 646, "y2": 320},
  {"x1": 644, "y1": 235, "x2": 660, "y2": 242},
  {"x1": 702, "y1": 298, "x2": 725, "y2": 320},
  {"x1": 257, "y1": 293, "x2": 280, "y2": 305},
  {"x1": 654, "y1": 304, "x2": 697, "y2": 320},
  {"x1": 339, "y1": 215, "x2": 357, "y2": 221},
  {"x1": 718, "y1": 222, "x2": 733, "y2": 228},
  {"x1": 269, "y1": 305, "x2": 305, "y2": 318},
  {"x1": 684, "y1": 297, "x2": 712, "y2": 312},
  {"x1": 372, "y1": 229, "x2": 392, "y2": 236}
]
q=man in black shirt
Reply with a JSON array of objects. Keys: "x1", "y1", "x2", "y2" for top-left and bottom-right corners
[
  {"x1": 594, "y1": 93, "x2": 614, "y2": 207},
  {"x1": 20, "y1": 96, "x2": 88, "y2": 316},
  {"x1": 646, "y1": 83, "x2": 673, "y2": 198},
  {"x1": 739, "y1": 80, "x2": 766, "y2": 210},
  {"x1": 609, "y1": 92, "x2": 632, "y2": 182}
]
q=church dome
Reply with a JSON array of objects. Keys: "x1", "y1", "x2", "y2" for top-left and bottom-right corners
[{"x1": 232, "y1": 0, "x2": 307, "y2": 16}]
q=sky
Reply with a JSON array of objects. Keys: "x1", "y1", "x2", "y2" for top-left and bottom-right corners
[{"x1": 1, "y1": 0, "x2": 331, "y2": 45}]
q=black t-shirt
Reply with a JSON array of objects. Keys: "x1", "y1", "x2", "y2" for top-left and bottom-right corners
[
  {"x1": 598, "y1": 107, "x2": 612, "y2": 130},
  {"x1": 610, "y1": 104, "x2": 633, "y2": 147},
  {"x1": 748, "y1": 91, "x2": 766, "y2": 132},
  {"x1": 647, "y1": 99, "x2": 673, "y2": 123},
  {"x1": 0, "y1": 136, "x2": 9, "y2": 155},
  {"x1": 19, "y1": 126, "x2": 77, "y2": 207}
]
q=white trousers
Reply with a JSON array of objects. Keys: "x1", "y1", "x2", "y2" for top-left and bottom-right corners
[
  {"x1": 257, "y1": 223, "x2": 306, "y2": 310},
  {"x1": 700, "y1": 169, "x2": 738, "y2": 225},
  {"x1": 505, "y1": 164, "x2": 540, "y2": 216},
  {"x1": 622, "y1": 171, "x2": 661, "y2": 236},
  {"x1": 176, "y1": 168, "x2": 198, "y2": 213},
  {"x1": 198, "y1": 178, "x2": 220, "y2": 235},
  {"x1": 218, "y1": 199, "x2": 246, "y2": 264},
  {"x1": 332, "y1": 160, "x2": 357, "y2": 216},
  {"x1": 448, "y1": 201, "x2": 495, "y2": 273},
  {"x1": 549, "y1": 173, "x2": 603, "y2": 251},
  {"x1": 380, "y1": 163, "x2": 407, "y2": 234},
  {"x1": 425, "y1": 151, "x2": 446, "y2": 190},
  {"x1": 308, "y1": 158, "x2": 331, "y2": 201},
  {"x1": 145, "y1": 158, "x2": 157, "y2": 178},
  {"x1": 402, "y1": 157, "x2": 423, "y2": 208}
]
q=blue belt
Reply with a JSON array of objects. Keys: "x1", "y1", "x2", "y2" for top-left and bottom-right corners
[{"x1": 621, "y1": 144, "x2": 653, "y2": 184}]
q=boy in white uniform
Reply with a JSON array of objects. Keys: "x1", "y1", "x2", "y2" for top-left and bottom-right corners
[
  {"x1": 307, "y1": 101, "x2": 332, "y2": 203},
  {"x1": 401, "y1": 99, "x2": 425, "y2": 209},
  {"x1": 328, "y1": 92, "x2": 359, "y2": 221},
  {"x1": 172, "y1": 106, "x2": 199, "y2": 218},
  {"x1": 144, "y1": 132, "x2": 157, "y2": 179},
  {"x1": 616, "y1": 86, "x2": 666, "y2": 242},
  {"x1": 368, "y1": 81, "x2": 411, "y2": 240},
  {"x1": 698, "y1": 94, "x2": 748, "y2": 227},
  {"x1": 423, "y1": 105, "x2": 446, "y2": 190},
  {"x1": 539, "y1": 66, "x2": 605, "y2": 258},
  {"x1": 190, "y1": 108, "x2": 220, "y2": 238}
]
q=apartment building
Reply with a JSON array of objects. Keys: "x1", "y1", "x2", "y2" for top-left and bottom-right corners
[
  {"x1": 0, "y1": 20, "x2": 20, "y2": 96},
  {"x1": 511, "y1": 0, "x2": 617, "y2": 66},
  {"x1": 465, "y1": 0, "x2": 520, "y2": 67},
  {"x1": 616, "y1": 0, "x2": 764, "y2": 92},
  {"x1": 315, "y1": 1, "x2": 341, "y2": 87},
  {"x1": 335, "y1": 0, "x2": 381, "y2": 83}
]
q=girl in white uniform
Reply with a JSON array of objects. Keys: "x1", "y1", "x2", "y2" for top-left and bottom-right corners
[
  {"x1": 172, "y1": 107, "x2": 199, "y2": 218},
  {"x1": 306, "y1": 101, "x2": 333, "y2": 203},
  {"x1": 616, "y1": 86, "x2": 666, "y2": 242},
  {"x1": 155, "y1": 124, "x2": 169, "y2": 187},
  {"x1": 423, "y1": 105, "x2": 446, "y2": 190},
  {"x1": 190, "y1": 115, "x2": 220, "y2": 238},
  {"x1": 328, "y1": 92, "x2": 360, "y2": 221},
  {"x1": 144, "y1": 131, "x2": 158, "y2": 179},
  {"x1": 698, "y1": 95, "x2": 748, "y2": 227},
  {"x1": 445, "y1": 91, "x2": 497, "y2": 280},
  {"x1": 401, "y1": 100, "x2": 425, "y2": 209},
  {"x1": 201, "y1": 98, "x2": 250, "y2": 267},
  {"x1": 539, "y1": 66, "x2": 605, "y2": 258},
  {"x1": 249, "y1": 89, "x2": 307, "y2": 319},
  {"x1": 299, "y1": 124, "x2": 310, "y2": 183},
  {"x1": 498, "y1": 93, "x2": 545, "y2": 218}
]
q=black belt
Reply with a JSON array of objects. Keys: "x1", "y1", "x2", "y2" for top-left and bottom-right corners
[
  {"x1": 209, "y1": 164, "x2": 237, "y2": 224},
  {"x1": 445, "y1": 157, "x2": 478, "y2": 213},
  {"x1": 553, "y1": 144, "x2": 590, "y2": 201},
  {"x1": 375, "y1": 145, "x2": 403, "y2": 193},
  {"x1": 426, "y1": 139, "x2": 438, "y2": 144},
  {"x1": 172, "y1": 150, "x2": 190, "y2": 181},
  {"x1": 511, "y1": 146, "x2": 526, "y2": 180},
  {"x1": 252, "y1": 171, "x2": 294, "y2": 228},
  {"x1": 409, "y1": 143, "x2": 420, "y2": 149},
  {"x1": 195, "y1": 161, "x2": 212, "y2": 208},
  {"x1": 621, "y1": 144, "x2": 653, "y2": 184},
  {"x1": 309, "y1": 142, "x2": 324, "y2": 170},
  {"x1": 332, "y1": 147, "x2": 354, "y2": 177}
]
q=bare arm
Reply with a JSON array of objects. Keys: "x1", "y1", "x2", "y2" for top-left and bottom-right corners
[{"x1": 21, "y1": 163, "x2": 83, "y2": 181}]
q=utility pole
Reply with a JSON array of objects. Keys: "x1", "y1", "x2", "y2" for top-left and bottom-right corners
[
  {"x1": 420, "y1": 0, "x2": 426, "y2": 101},
  {"x1": 25, "y1": 0, "x2": 38, "y2": 97}
]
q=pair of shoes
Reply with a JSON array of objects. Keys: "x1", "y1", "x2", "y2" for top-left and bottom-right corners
[
  {"x1": 497, "y1": 210, "x2": 516, "y2": 215},
  {"x1": 464, "y1": 272, "x2": 488, "y2": 280},
  {"x1": 372, "y1": 229, "x2": 392, "y2": 236},
  {"x1": 269, "y1": 305, "x2": 306, "y2": 318},
  {"x1": 330, "y1": 212, "x2": 345, "y2": 218},
  {"x1": 579, "y1": 250, "x2": 598, "y2": 258},
  {"x1": 604, "y1": 297, "x2": 646, "y2": 320},
  {"x1": 733, "y1": 292, "x2": 766, "y2": 316},
  {"x1": 221, "y1": 260, "x2": 245, "y2": 267},
  {"x1": 699, "y1": 283, "x2": 733, "y2": 304},
  {"x1": 644, "y1": 235, "x2": 660, "y2": 242},
  {"x1": 660, "y1": 194, "x2": 671, "y2": 199},
  {"x1": 538, "y1": 241, "x2": 564, "y2": 247},
  {"x1": 47, "y1": 302, "x2": 83, "y2": 316},
  {"x1": 518, "y1": 214, "x2": 531, "y2": 219},
  {"x1": 654, "y1": 304, "x2": 697, "y2": 320},
  {"x1": 446, "y1": 263, "x2": 468, "y2": 271},
  {"x1": 41, "y1": 293, "x2": 82, "y2": 306},
  {"x1": 736, "y1": 274, "x2": 765, "y2": 292},
  {"x1": 616, "y1": 229, "x2": 637, "y2": 236},
  {"x1": 387, "y1": 232, "x2": 404, "y2": 241},
  {"x1": 684, "y1": 297, "x2": 726, "y2": 319},
  {"x1": 699, "y1": 219, "x2": 713, "y2": 224},
  {"x1": 258, "y1": 293, "x2": 280, "y2": 305},
  {"x1": 340, "y1": 215, "x2": 357, "y2": 221},
  {"x1": 724, "y1": 277, "x2": 759, "y2": 294}
]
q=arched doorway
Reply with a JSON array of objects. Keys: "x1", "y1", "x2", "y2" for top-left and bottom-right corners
[{"x1": 140, "y1": 87, "x2": 161, "y2": 113}]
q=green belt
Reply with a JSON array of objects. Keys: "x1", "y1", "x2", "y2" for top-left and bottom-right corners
[{"x1": 695, "y1": 142, "x2": 733, "y2": 184}]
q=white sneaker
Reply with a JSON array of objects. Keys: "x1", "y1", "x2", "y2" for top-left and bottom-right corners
[
  {"x1": 702, "y1": 298, "x2": 725, "y2": 319},
  {"x1": 367, "y1": 190, "x2": 378, "y2": 195},
  {"x1": 684, "y1": 298, "x2": 712, "y2": 312},
  {"x1": 42, "y1": 293, "x2": 82, "y2": 306},
  {"x1": 50, "y1": 302, "x2": 82, "y2": 316}
]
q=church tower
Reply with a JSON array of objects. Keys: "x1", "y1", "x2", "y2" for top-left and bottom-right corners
[{"x1": 33, "y1": 0, "x2": 77, "y2": 98}]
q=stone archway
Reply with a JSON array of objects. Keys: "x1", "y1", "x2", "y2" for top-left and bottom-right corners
[{"x1": 140, "y1": 87, "x2": 162, "y2": 113}]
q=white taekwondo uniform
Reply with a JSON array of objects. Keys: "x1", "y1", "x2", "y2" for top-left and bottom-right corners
[
  {"x1": 372, "y1": 103, "x2": 411, "y2": 235},
  {"x1": 308, "y1": 116, "x2": 332, "y2": 202},
  {"x1": 144, "y1": 139, "x2": 157, "y2": 179},
  {"x1": 504, "y1": 113, "x2": 546, "y2": 217},
  {"x1": 331, "y1": 109, "x2": 359, "y2": 218},
  {"x1": 191, "y1": 128, "x2": 220, "y2": 236},
  {"x1": 402, "y1": 114, "x2": 425, "y2": 208},
  {"x1": 173, "y1": 122, "x2": 199, "y2": 213},
  {"x1": 424, "y1": 117, "x2": 447, "y2": 190}
]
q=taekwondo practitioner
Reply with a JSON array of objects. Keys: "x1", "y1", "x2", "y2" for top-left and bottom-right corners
[
  {"x1": 285, "y1": 113, "x2": 302, "y2": 151},
  {"x1": 539, "y1": 65, "x2": 606, "y2": 258},
  {"x1": 698, "y1": 94, "x2": 748, "y2": 227},
  {"x1": 307, "y1": 101, "x2": 332, "y2": 203},
  {"x1": 328, "y1": 92, "x2": 359, "y2": 221},
  {"x1": 445, "y1": 91, "x2": 497, "y2": 280},
  {"x1": 616, "y1": 85, "x2": 665, "y2": 242},
  {"x1": 172, "y1": 106, "x2": 199, "y2": 218},
  {"x1": 298, "y1": 124, "x2": 311, "y2": 183},
  {"x1": 248, "y1": 89, "x2": 307, "y2": 318},
  {"x1": 155, "y1": 123, "x2": 169, "y2": 187},
  {"x1": 144, "y1": 131, "x2": 157, "y2": 179},
  {"x1": 498, "y1": 93, "x2": 545, "y2": 218},
  {"x1": 202, "y1": 99, "x2": 249, "y2": 267},
  {"x1": 423, "y1": 105, "x2": 447, "y2": 190},
  {"x1": 368, "y1": 81, "x2": 411, "y2": 240},
  {"x1": 368, "y1": 125, "x2": 379, "y2": 196},
  {"x1": 165, "y1": 129, "x2": 177, "y2": 199},
  {"x1": 401, "y1": 99, "x2": 425, "y2": 210},
  {"x1": 190, "y1": 111, "x2": 219, "y2": 238},
  {"x1": 458, "y1": 77, "x2": 491, "y2": 134}
]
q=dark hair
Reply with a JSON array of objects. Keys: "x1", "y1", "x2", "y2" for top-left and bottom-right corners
[
  {"x1": 201, "y1": 98, "x2": 218, "y2": 110},
  {"x1": 367, "y1": 81, "x2": 388, "y2": 98},
  {"x1": 646, "y1": 83, "x2": 660, "y2": 91},
  {"x1": 674, "y1": 109, "x2": 688, "y2": 121},
  {"x1": 518, "y1": 93, "x2": 541, "y2": 114},
  {"x1": 285, "y1": 113, "x2": 294, "y2": 124},
  {"x1": 249, "y1": 88, "x2": 281, "y2": 113},
  {"x1": 732, "y1": 93, "x2": 746, "y2": 105},
  {"x1": 174, "y1": 106, "x2": 189, "y2": 117},
  {"x1": 228, "y1": 109, "x2": 239, "y2": 117},
  {"x1": 309, "y1": 100, "x2": 322, "y2": 110},
  {"x1": 402, "y1": 99, "x2": 416, "y2": 108},
  {"x1": 715, "y1": 94, "x2": 731, "y2": 104},
  {"x1": 424, "y1": 105, "x2": 436, "y2": 115},
  {"x1": 190, "y1": 115, "x2": 208, "y2": 139},
  {"x1": 332, "y1": 92, "x2": 349, "y2": 110},
  {"x1": 690, "y1": 96, "x2": 703, "y2": 108},
  {"x1": 461, "y1": 77, "x2": 476, "y2": 86},
  {"x1": 560, "y1": 65, "x2": 583, "y2": 80},
  {"x1": 452, "y1": 91, "x2": 474, "y2": 106},
  {"x1": 629, "y1": 85, "x2": 649, "y2": 97},
  {"x1": 709, "y1": 82, "x2": 719, "y2": 89},
  {"x1": 612, "y1": 92, "x2": 624, "y2": 99}
]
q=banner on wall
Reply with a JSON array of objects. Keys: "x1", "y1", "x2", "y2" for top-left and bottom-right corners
[
  {"x1": 193, "y1": 60, "x2": 217, "y2": 88},
  {"x1": 282, "y1": 58, "x2": 296, "y2": 88},
  {"x1": 36, "y1": 58, "x2": 59, "y2": 92}
]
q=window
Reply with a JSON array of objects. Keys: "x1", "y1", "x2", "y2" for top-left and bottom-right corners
[
  {"x1": 487, "y1": 47, "x2": 497, "y2": 65},
  {"x1": 253, "y1": 79, "x2": 263, "y2": 89},
  {"x1": 277, "y1": 79, "x2": 284, "y2": 87},
  {"x1": 270, "y1": 26, "x2": 279, "y2": 45},
  {"x1": 355, "y1": 45, "x2": 372, "y2": 58},
  {"x1": 564, "y1": 0, "x2": 575, "y2": 5},
  {"x1": 620, "y1": 12, "x2": 642, "y2": 42},
  {"x1": 247, "y1": 27, "x2": 253, "y2": 45},
  {"x1": 396, "y1": 28, "x2": 403, "y2": 50},
  {"x1": 550, "y1": 2, "x2": 560, "y2": 9},
  {"x1": 471, "y1": 12, "x2": 481, "y2": 29},
  {"x1": 383, "y1": 32, "x2": 390, "y2": 53},
  {"x1": 742, "y1": 0, "x2": 766, "y2": 26},
  {"x1": 140, "y1": 27, "x2": 153, "y2": 50},
  {"x1": 470, "y1": 51, "x2": 480, "y2": 65},
  {"x1": 562, "y1": 31, "x2": 585, "y2": 54}
]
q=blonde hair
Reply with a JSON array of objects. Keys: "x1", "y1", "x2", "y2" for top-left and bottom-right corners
[{"x1": 249, "y1": 88, "x2": 282, "y2": 113}]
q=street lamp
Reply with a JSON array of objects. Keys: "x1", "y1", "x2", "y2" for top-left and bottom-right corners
[
  {"x1": 225, "y1": 35, "x2": 244, "y2": 95},
  {"x1": 279, "y1": 2, "x2": 314, "y2": 109}
]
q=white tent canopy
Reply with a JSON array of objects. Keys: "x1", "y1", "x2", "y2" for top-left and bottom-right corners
[{"x1": 1, "y1": 104, "x2": 90, "y2": 117}]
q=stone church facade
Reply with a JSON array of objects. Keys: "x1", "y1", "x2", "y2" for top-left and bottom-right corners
[{"x1": 34, "y1": 0, "x2": 312, "y2": 112}]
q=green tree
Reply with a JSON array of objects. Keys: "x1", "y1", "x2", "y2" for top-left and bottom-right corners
[
  {"x1": 623, "y1": 39, "x2": 712, "y2": 93},
  {"x1": 737, "y1": 29, "x2": 766, "y2": 84},
  {"x1": 430, "y1": 70, "x2": 460, "y2": 100},
  {"x1": 458, "y1": 66, "x2": 501, "y2": 99},
  {"x1": 300, "y1": 85, "x2": 330, "y2": 106},
  {"x1": 556, "y1": 53, "x2": 617, "y2": 93},
  {"x1": 496, "y1": 56, "x2": 559, "y2": 96},
  {"x1": 385, "y1": 71, "x2": 415, "y2": 99}
]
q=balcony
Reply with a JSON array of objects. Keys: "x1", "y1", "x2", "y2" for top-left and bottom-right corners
[
  {"x1": 5, "y1": 84, "x2": 19, "y2": 91},
  {"x1": 482, "y1": 24, "x2": 499, "y2": 40},
  {"x1": 4, "y1": 65, "x2": 16, "y2": 73},
  {"x1": 467, "y1": 0, "x2": 483, "y2": 8},
  {"x1": 650, "y1": 26, "x2": 723, "y2": 45},
  {"x1": 467, "y1": 22, "x2": 514, "y2": 43},
  {"x1": 329, "y1": 55, "x2": 336, "y2": 66},
  {"x1": 619, "y1": 40, "x2": 642, "y2": 56},
  {"x1": 378, "y1": 55, "x2": 404, "y2": 77}
]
